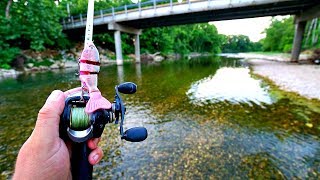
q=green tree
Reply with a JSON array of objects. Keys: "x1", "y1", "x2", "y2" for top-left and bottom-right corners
[
  {"x1": 0, "y1": 0, "x2": 68, "y2": 68},
  {"x1": 262, "y1": 16, "x2": 320, "y2": 52},
  {"x1": 304, "y1": 18, "x2": 320, "y2": 49},
  {"x1": 140, "y1": 27, "x2": 174, "y2": 54},
  {"x1": 140, "y1": 23, "x2": 223, "y2": 55},
  {"x1": 262, "y1": 17, "x2": 294, "y2": 52},
  {"x1": 188, "y1": 23, "x2": 222, "y2": 54},
  {"x1": 221, "y1": 35, "x2": 261, "y2": 53}
]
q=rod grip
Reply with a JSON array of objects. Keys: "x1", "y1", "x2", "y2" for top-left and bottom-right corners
[{"x1": 71, "y1": 142, "x2": 93, "y2": 180}]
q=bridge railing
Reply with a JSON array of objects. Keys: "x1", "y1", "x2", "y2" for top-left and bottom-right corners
[{"x1": 62, "y1": 0, "x2": 207, "y2": 28}]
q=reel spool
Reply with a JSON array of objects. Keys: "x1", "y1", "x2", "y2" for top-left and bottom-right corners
[
  {"x1": 60, "y1": 82, "x2": 148, "y2": 143},
  {"x1": 60, "y1": 95, "x2": 112, "y2": 143}
]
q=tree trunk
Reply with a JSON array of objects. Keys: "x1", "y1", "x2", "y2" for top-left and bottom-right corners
[{"x1": 5, "y1": 0, "x2": 13, "y2": 19}]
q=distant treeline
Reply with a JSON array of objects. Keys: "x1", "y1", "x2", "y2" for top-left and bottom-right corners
[{"x1": 1, "y1": 0, "x2": 319, "y2": 69}]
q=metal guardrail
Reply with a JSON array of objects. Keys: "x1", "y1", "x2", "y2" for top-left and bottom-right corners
[{"x1": 62, "y1": 0, "x2": 208, "y2": 27}]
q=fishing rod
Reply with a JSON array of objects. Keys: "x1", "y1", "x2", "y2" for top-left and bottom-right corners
[{"x1": 59, "y1": 1, "x2": 148, "y2": 179}]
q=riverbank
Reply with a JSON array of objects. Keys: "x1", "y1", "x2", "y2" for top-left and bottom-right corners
[
  {"x1": 218, "y1": 52, "x2": 320, "y2": 100},
  {"x1": 0, "y1": 43, "x2": 118, "y2": 80},
  {"x1": 220, "y1": 52, "x2": 311, "y2": 62},
  {"x1": 248, "y1": 59, "x2": 320, "y2": 100}
]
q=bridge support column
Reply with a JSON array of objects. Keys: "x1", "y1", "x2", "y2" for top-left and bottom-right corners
[
  {"x1": 291, "y1": 20, "x2": 306, "y2": 62},
  {"x1": 134, "y1": 34, "x2": 141, "y2": 63},
  {"x1": 114, "y1": 30, "x2": 123, "y2": 65},
  {"x1": 109, "y1": 23, "x2": 142, "y2": 64},
  {"x1": 291, "y1": 5, "x2": 320, "y2": 62}
]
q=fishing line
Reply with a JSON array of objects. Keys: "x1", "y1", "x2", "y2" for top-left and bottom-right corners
[{"x1": 70, "y1": 107, "x2": 90, "y2": 130}]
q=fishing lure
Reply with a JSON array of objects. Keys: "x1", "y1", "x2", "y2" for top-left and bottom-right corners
[{"x1": 78, "y1": 42, "x2": 111, "y2": 113}]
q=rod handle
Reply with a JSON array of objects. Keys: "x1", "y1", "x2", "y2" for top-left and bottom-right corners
[{"x1": 71, "y1": 142, "x2": 93, "y2": 180}]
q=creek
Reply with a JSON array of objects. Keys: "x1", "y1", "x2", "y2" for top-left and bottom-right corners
[{"x1": 0, "y1": 56, "x2": 319, "y2": 179}]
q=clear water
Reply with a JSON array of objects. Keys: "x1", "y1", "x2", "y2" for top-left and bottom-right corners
[{"x1": 0, "y1": 56, "x2": 319, "y2": 179}]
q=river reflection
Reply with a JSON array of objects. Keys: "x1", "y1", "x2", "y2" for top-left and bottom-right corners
[
  {"x1": 187, "y1": 67, "x2": 274, "y2": 106},
  {"x1": 0, "y1": 56, "x2": 319, "y2": 179}
]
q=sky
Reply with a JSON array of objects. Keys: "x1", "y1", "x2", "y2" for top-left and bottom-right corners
[{"x1": 210, "y1": 16, "x2": 288, "y2": 42}]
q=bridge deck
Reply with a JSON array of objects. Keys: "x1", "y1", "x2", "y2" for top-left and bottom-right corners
[{"x1": 63, "y1": 0, "x2": 319, "y2": 38}]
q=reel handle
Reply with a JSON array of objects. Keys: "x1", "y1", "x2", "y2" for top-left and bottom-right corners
[{"x1": 71, "y1": 142, "x2": 93, "y2": 180}]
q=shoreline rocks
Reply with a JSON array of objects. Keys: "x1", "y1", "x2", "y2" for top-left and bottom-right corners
[{"x1": 0, "y1": 69, "x2": 21, "y2": 80}]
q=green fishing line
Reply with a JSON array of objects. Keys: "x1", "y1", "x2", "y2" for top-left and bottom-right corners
[{"x1": 70, "y1": 107, "x2": 90, "y2": 129}]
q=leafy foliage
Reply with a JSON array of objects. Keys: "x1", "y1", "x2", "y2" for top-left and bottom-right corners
[
  {"x1": 262, "y1": 17, "x2": 295, "y2": 52},
  {"x1": 261, "y1": 16, "x2": 320, "y2": 52},
  {"x1": 304, "y1": 18, "x2": 320, "y2": 49},
  {"x1": 140, "y1": 24, "x2": 223, "y2": 55},
  {"x1": 221, "y1": 35, "x2": 262, "y2": 53},
  {"x1": 0, "y1": 0, "x2": 68, "y2": 68}
]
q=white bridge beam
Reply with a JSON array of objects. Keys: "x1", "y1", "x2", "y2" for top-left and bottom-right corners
[{"x1": 108, "y1": 23, "x2": 142, "y2": 35}]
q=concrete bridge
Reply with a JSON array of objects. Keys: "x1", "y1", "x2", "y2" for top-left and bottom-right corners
[{"x1": 62, "y1": 0, "x2": 320, "y2": 65}]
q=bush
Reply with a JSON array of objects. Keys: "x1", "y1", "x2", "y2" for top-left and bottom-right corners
[{"x1": 0, "y1": 46, "x2": 20, "y2": 69}]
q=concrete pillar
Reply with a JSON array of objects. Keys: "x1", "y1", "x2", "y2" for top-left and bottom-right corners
[
  {"x1": 117, "y1": 65, "x2": 124, "y2": 83},
  {"x1": 134, "y1": 34, "x2": 141, "y2": 63},
  {"x1": 135, "y1": 63, "x2": 142, "y2": 81},
  {"x1": 114, "y1": 30, "x2": 123, "y2": 65},
  {"x1": 291, "y1": 20, "x2": 307, "y2": 62}
]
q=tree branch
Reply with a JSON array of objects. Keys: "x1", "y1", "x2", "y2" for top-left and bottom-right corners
[{"x1": 5, "y1": 0, "x2": 13, "y2": 19}]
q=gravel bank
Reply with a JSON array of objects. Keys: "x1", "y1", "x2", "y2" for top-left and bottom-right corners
[{"x1": 248, "y1": 59, "x2": 320, "y2": 100}]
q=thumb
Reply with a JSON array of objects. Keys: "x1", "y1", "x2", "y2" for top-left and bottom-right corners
[{"x1": 34, "y1": 90, "x2": 65, "y2": 138}]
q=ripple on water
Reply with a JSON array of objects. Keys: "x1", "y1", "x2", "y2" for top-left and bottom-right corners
[{"x1": 187, "y1": 67, "x2": 274, "y2": 106}]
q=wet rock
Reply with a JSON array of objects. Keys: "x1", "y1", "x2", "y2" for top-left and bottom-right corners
[
  {"x1": 165, "y1": 53, "x2": 181, "y2": 60},
  {"x1": 128, "y1": 54, "x2": 136, "y2": 60},
  {"x1": 305, "y1": 123, "x2": 313, "y2": 128},
  {"x1": 100, "y1": 55, "x2": 112, "y2": 64},
  {"x1": 50, "y1": 63, "x2": 59, "y2": 69},
  {"x1": 0, "y1": 69, "x2": 21, "y2": 79},
  {"x1": 154, "y1": 55, "x2": 164, "y2": 62},
  {"x1": 141, "y1": 54, "x2": 154, "y2": 62},
  {"x1": 141, "y1": 52, "x2": 165, "y2": 62},
  {"x1": 26, "y1": 63, "x2": 34, "y2": 68},
  {"x1": 39, "y1": 66, "x2": 48, "y2": 71},
  {"x1": 31, "y1": 67, "x2": 39, "y2": 71},
  {"x1": 64, "y1": 61, "x2": 78, "y2": 68}
]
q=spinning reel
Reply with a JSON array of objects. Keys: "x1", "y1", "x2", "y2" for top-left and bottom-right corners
[{"x1": 59, "y1": 82, "x2": 147, "y2": 180}]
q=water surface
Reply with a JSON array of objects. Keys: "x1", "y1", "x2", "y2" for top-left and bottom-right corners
[{"x1": 0, "y1": 56, "x2": 319, "y2": 179}]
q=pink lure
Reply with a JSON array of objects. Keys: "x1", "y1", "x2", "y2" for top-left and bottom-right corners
[{"x1": 79, "y1": 42, "x2": 111, "y2": 113}]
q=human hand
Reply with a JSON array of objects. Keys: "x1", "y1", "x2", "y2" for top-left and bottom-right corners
[{"x1": 13, "y1": 90, "x2": 104, "y2": 180}]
